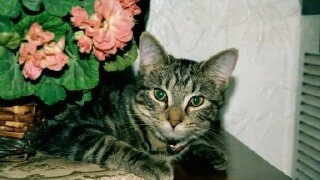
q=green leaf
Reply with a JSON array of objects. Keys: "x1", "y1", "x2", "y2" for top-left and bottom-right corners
[
  {"x1": 0, "y1": 49, "x2": 36, "y2": 100},
  {"x1": 21, "y1": 0, "x2": 42, "y2": 12},
  {"x1": 81, "y1": 0, "x2": 95, "y2": 15},
  {"x1": 41, "y1": 17, "x2": 70, "y2": 41},
  {"x1": 34, "y1": 77, "x2": 67, "y2": 105},
  {"x1": 60, "y1": 46, "x2": 99, "y2": 91},
  {"x1": 0, "y1": 47, "x2": 5, "y2": 57},
  {"x1": 0, "y1": 16, "x2": 14, "y2": 33},
  {"x1": 43, "y1": 0, "x2": 79, "y2": 17},
  {"x1": 104, "y1": 40, "x2": 138, "y2": 72},
  {"x1": 0, "y1": 16, "x2": 20, "y2": 49},
  {"x1": 0, "y1": 0, "x2": 21, "y2": 19},
  {"x1": 76, "y1": 90, "x2": 92, "y2": 106},
  {"x1": 14, "y1": 12, "x2": 69, "y2": 42},
  {"x1": 4, "y1": 32, "x2": 20, "y2": 49}
]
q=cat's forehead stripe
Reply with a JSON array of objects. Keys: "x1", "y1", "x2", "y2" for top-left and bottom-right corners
[{"x1": 174, "y1": 61, "x2": 194, "y2": 82}]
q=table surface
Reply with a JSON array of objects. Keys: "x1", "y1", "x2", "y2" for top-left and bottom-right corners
[
  {"x1": 0, "y1": 131, "x2": 292, "y2": 180},
  {"x1": 174, "y1": 131, "x2": 291, "y2": 180}
]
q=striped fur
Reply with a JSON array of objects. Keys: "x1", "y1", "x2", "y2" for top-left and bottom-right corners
[{"x1": 40, "y1": 32, "x2": 238, "y2": 179}]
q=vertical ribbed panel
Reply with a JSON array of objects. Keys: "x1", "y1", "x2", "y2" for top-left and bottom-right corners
[{"x1": 296, "y1": 53, "x2": 320, "y2": 180}]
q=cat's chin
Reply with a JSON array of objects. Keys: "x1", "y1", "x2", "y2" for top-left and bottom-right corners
[{"x1": 155, "y1": 124, "x2": 192, "y2": 144}]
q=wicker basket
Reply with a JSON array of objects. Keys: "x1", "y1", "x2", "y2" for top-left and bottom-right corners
[{"x1": 0, "y1": 103, "x2": 45, "y2": 162}]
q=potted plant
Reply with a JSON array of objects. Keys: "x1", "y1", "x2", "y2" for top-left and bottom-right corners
[{"x1": 0, "y1": 0, "x2": 142, "y2": 161}]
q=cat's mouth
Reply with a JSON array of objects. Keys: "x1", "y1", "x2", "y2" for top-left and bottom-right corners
[{"x1": 157, "y1": 125, "x2": 192, "y2": 145}]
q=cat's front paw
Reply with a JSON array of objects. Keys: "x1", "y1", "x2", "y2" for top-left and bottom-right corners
[
  {"x1": 206, "y1": 148, "x2": 228, "y2": 170},
  {"x1": 180, "y1": 143, "x2": 228, "y2": 171}
]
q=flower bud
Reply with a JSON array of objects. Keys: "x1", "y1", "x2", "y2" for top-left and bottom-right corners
[{"x1": 74, "y1": 31, "x2": 84, "y2": 40}]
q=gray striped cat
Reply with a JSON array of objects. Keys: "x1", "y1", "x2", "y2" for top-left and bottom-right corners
[{"x1": 40, "y1": 32, "x2": 238, "y2": 179}]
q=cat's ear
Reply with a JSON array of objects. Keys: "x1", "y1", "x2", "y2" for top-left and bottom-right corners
[
  {"x1": 139, "y1": 32, "x2": 170, "y2": 73},
  {"x1": 201, "y1": 48, "x2": 239, "y2": 90}
]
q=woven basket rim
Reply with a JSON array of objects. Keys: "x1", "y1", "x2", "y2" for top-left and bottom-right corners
[{"x1": 0, "y1": 103, "x2": 36, "y2": 115}]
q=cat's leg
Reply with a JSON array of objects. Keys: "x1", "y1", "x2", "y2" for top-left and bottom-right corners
[
  {"x1": 41, "y1": 121, "x2": 174, "y2": 179},
  {"x1": 175, "y1": 140, "x2": 228, "y2": 171},
  {"x1": 77, "y1": 135, "x2": 174, "y2": 180}
]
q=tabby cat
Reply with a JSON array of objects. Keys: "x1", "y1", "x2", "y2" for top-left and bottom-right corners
[{"x1": 40, "y1": 32, "x2": 238, "y2": 179}]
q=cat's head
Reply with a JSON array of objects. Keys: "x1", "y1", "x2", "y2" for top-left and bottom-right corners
[{"x1": 134, "y1": 32, "x2": 238, "y2": 144}]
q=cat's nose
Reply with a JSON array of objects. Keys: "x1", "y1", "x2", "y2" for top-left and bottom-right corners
[
  {"x1": 168, "y1": 105, "x2": 183, "y2": 128},
  {"x1": 170, "y1": 120, "x2": 180, "y2": 128}
]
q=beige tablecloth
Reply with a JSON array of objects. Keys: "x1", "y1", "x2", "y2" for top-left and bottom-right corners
[{"x1": 0, "y1": 153, "x2": 142, "y2": 180}]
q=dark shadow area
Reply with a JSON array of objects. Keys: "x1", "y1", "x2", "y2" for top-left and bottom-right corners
[
  {"x1": 133, "y1": 0, "x2": 150, "y2": 46},
  {"x1": 218, "y1": 76, "x2": 237, "y2": 129},
  {"x1": 174, "y1": 131, "x2": 291, "y2": 180}
]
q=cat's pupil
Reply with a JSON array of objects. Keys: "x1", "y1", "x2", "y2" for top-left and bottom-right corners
[
  {"x1": 154, "y1": 88, "x2": 167, "y2": 101},
  {"x1": 189, "y1": 96, "x2": 204, "y2": 107}
]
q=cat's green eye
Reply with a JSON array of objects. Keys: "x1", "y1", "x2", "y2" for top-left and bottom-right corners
[
  {"x1": 189, "y1": 96, "x2": 204, "y2": 107},
  {"x1": 154, "y1": 89, "x2": 167, "y2": 101}
]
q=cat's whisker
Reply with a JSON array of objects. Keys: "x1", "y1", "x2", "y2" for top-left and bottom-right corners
[{"x1": 203, "y1": 130, "x2": 229, "y2": 153}]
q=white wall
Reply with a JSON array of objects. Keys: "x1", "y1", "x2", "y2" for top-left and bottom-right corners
[{"x1": 146, "y1": 0, "x2": 301, "y2": 177}]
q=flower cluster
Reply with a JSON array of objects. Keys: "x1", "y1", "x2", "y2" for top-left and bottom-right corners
[
  {"x1": 71, "y1": 0, "x2": 140, "y2": 61},
  {"x1": 0, "y1": 0, "x2": 141, "y2": 105},
  {"x1": 18, "y1": 23, "x2": 68, "y2": 80}
]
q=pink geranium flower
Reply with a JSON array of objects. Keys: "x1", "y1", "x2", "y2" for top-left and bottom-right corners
[
  {"x1": 71, "y1": 0, "x2": 140, "y2": 61},
  {"x1": 25, "y1": 23, "x2": 54, "y2": 46},
  {"x1": 119, "y1": 0, "x2": 141, "y2": 16},
  {"x1": 18, "y1": 23, "x2": 69, "y2": 80},
  {"x1": 92, "y1": 47, "x2": 107, "y2": 61},
  {"x1": 40, "y1": 38, "x2": 69, "y2": 71},
  {"x1": 18, "y1": 42, "x2": 37, "y2": 64},
  {"x1": 22, "y1": 60, "x2": 43, "y2": 80},
  {"x1": 77, "y1": 34, "x2": 93, "y2": 53},
  {"x1": 70, "y1": 6, "x2": 89, "y2": 27}
]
